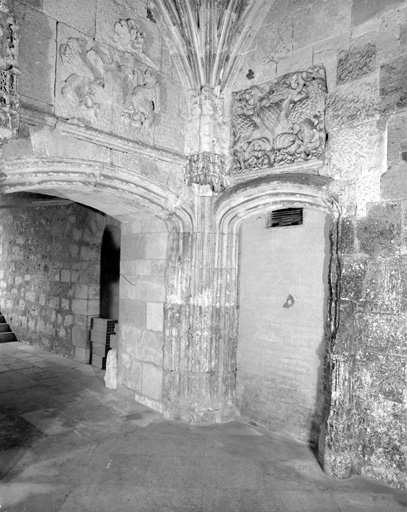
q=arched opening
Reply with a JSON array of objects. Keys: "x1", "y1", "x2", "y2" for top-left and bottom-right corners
[
  {"x1": 0, "y1": 153, "x2": 190, "y2": 414},
  {"x1": 236, "y1": 206, "x2": 331, "y2": 447},
  {"x1": 100, "y1": 224, "x2": 121, "y2": 321}
]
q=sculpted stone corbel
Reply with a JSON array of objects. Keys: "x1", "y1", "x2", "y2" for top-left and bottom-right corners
[{"x1": 232, "y1": 65, "x2": 327, "y2": 173}]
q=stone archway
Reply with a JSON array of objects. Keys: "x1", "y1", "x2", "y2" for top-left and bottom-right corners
[
  {"x1": 0, "y1": 144, "x2": 192, "y2": 413},
  {"x1": 214, "y1": 173, "x2": 336, "y2": 450}
]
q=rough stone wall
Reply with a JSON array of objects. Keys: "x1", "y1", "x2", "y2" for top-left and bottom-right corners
[
  {"x1": 237, "y1": 209, "x2": 329, "y2": 445},
  {"x1": 0, "y1": 196, "x2": 107, "y2": 362},
  {"x1": 118, "y1": 215, "x2": 167, "y2": 411},
  {"x1": 327, "y1": 201, "x2": 407, "y2": 488},
  {"x1": 230, "y1": 0, "x2": 407, "y2": 490}
]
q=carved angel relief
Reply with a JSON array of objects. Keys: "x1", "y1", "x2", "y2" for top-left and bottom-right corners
[
  {"x1": 59, "y1": 22, "x2": 159, "y2": 135},
  {"x1": 232, "y1": 66, "x2": 327, "y2": 173}
]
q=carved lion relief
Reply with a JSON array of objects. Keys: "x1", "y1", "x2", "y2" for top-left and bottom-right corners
[
  {"x1": 232, "y1": 65, "x2": 327, "y2": 173},
  {"x1": 58, "y1": 22, "x2": 159, "y2": 138}
]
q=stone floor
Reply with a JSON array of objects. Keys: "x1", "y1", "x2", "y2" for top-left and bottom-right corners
[{"x1": 0, "y1": 342, "x2": 406, "y2": 512}]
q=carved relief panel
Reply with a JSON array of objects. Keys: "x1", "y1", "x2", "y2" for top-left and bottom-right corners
[
  {"x1": 231, "y1": 66, "x2": 327, "y2": 173},
  {"x1": 57, "y1": 21, "x2": 160, "y2": 144},
  {"x1": 0, "y1": 0, "x2": 19, "y2": 141}
]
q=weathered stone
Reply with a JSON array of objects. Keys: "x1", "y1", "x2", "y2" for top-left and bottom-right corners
[
  {"x1": 334, "y1": 301, "x2": 356, "y2": 354},
  {"x1": 19, "y1": 26, "x2": 56, "y2": 107},
  {"x1": 326, "y1": 74, "x2": 379, "y2": 132},
  {"x1": 104, "y1": 348, "x2": 118, "y2": 390},
  {"x1": 141, "y1": 362, "x2": 162, "y2": 401},
  {"x1": 276, "y1": 46, "x2": 313, "y2": 77},
  {"x1": 71, "y1": 298, "x2": 88, "y2": 315},
  {"x1": 356, "y1": 202, "x2": 401, "y2": 257},
  {"x1": 153, "y1": 80, "x2": 186, "y2": 153},
  {"x1": 15, "y1": 2, "x2": 56, "y2": 39},
  {"x1": 257, "y1": 17, "x2": 293, "y2": 63},
  {"x1": 293, "y1": 0, "x2": 351, "y2": 50},
  {"x1": 340, "y1": 256, "x2": 369, "y2": 303},
  {"x1": 350, "y1": 356, "x2": 407, "y2": 489},
  {"x1": 119, "y1": 354, "x2": 142, "y2": 392},
  {"x1": 120, "y1": 299, "x2": 147, "y2": 327},
  {"x1": 43, "y1": 0, "x2": 97, "y2": 37},
  {"x1": 141, "y1": 330, "x2": 163, "y2": 366},
  {"x1": 380, "y1": 55, "x2": 407, "y2": 112},
  {"x1": 18, "y1": 0, "x2": 43, "y2": 8},
  {"x1": 362, "y1": 258, "x2": 401, "y2": 313},
  {"x1": 337, "y1": 43, "x2": 376, "y2": 85},
  {"x1": 327, "y1": 121, "x2": 386, "y2": 216},
  {"x1": 146, "y1": 302, "x2": 163, "y2": 332},
  {"x1": 74, "y1": 347, "x2": 90, "y2": 363},
  {"x1": 339, "y1": 217, "x2": 356, "y2": 254},
  {"x1": 144, "y1": 233, "x2": 168, "y2": 260},
  {"x1": 30, "y1": 128, "x2": 110, "y2": 162},
  {"x1": 119, "y1": 276, "x2": 136, "y2": 300},
  {"x1": 95, "y1": 0, "x2": 146, "y2": 50},
  {"x1": 134, "y1": 276, "x2": 165, "y2": 303},
  {"x1": 382, "y1": 162, "x2": 407, "y2": 201},
  {"x1": 352, "y1": 0, "x2": 405, "y2": 26},
  {"x1": 72, "y1": 325, "x2": 88, "y2": 348},
  {"x1": 121, "y1": 234, "x2": 146, "y2": 261},
  {"x1": 354, "y1": 311, "x2": 407, "y2": 356}
]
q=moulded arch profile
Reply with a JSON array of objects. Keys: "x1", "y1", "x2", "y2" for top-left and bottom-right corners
[
  {"x1": 0, "y1": 156, "x2": 194, "y2": 229},
  {"x1": 215, "y1": 174, "x2": 334, "y2": 235}
]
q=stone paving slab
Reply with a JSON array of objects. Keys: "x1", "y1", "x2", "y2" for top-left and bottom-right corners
[{"x1": 0, "y1": 342, "x2": 407, "y2": 512}]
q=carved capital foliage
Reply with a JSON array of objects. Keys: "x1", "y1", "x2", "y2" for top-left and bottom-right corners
[
  {"x1": 58, "y1": 22, "x2": 159, "y2": 137},
  {"x1": 231, "y1": 65, "x2": 327, "y2": 174},
  {"x1": 185, "y1": 152, "x2": 229, "y2": 192},
  {"x1": 0, "y1": 0, "x2": 19, "y2": 141}
]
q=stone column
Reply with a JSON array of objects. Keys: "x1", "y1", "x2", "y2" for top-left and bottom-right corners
[
  {"x1": 162, "y1": 88, "x2": 238, "y2": 423},
  {"x1": 163, "y1": 185, "x2": 238, "y2": 423}
]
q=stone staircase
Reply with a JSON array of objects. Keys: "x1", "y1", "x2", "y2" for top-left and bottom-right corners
[{"x1": 0, "y1": 313, "x2": 17, "y2": 343}]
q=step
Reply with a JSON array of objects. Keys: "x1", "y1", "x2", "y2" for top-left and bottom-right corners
[
  {"x1": 0, "y1": 331, "x2": 16, "y2": 343},
  {"x1": 0, "y1": 323, "x2": 11, "y2": 333}
]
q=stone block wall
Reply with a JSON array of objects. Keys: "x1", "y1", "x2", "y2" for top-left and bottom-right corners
[
  {"x1": 0, "y1": 195, "x2": 108, "y2": 362},
  {"x1": 118, "y1": 215, "x2": 168, "y2": 410}
]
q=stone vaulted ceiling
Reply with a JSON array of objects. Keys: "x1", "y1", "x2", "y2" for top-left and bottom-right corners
[{"x1": 150, "y1": 0, "x2": 271, "y2": 91}]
